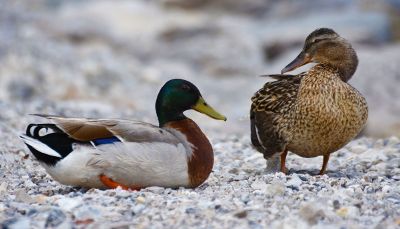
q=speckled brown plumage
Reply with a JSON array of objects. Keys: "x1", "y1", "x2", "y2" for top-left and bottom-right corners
[
  {"x1": 250, "y1": 74, "x2": 302, "y2": 158},
  {"x1": 251, "y1": 28, "x2": 368, "y2": 175}
]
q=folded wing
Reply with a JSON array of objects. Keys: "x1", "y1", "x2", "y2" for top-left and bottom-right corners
[{"x1": 34, "y1": 114, "x2": 181, "y2": 145}]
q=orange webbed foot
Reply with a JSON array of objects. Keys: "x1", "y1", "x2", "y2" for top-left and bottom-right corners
[
  {"x1": 280, "y1": 166, "x2": 288, "y2": 174},
  {"x1": 99, "y1": 174, "x2": 141, "y2": 191},
  {"x1": 318, "y1": 154, "x2": 331, "y2": 175},
  {"x1": 280, "y1": 148, "x2": 288, "y2": 174}
]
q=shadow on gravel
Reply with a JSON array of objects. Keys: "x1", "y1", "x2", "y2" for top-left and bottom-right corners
[{"x1": 288, "y1": 169, "x2": 363, "y2": 179}]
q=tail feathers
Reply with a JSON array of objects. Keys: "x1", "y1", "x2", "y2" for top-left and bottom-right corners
[
  {"x1": 260, "y1": 72, "x2": 305, "y2": 82},
  {"x1": 20, "y1": 135, "x2": 62, "y2": 158},
  {"x1": 260, "y1": 74, "x2": 298, "y2": 81},
  {"x1": 22, "y1": 124, "x2": 78, "y2": 166},
  {"x1": 260, "y1": 74, "x2": 293, "y2": 80},
  {"x1": 26, "y1": 123, "x2": 63, "y2": 137}
]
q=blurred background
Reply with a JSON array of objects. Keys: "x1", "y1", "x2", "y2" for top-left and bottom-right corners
[{"x1": 0, "y1": 0, "x2": 399, "y2": 139}]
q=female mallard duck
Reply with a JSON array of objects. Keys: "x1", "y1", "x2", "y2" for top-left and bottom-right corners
[
  {"x1": 251, "y1": 28, "x2": 368, "y2": 175},
  {"x1": 20, "y1": 79, "x2": 226, "y2": 190}
]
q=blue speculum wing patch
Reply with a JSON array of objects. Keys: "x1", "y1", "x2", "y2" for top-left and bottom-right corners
[{"x1": 92, "y1": 136, "x2": 121, "y2": 146}]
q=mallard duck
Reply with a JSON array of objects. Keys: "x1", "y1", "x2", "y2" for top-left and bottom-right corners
[
  {"x1": 251, "y1": 28, "x2": 368, "y2": 175},
  {"x1": 20, "y1": 79, "x2": 226, "y2": 190}
]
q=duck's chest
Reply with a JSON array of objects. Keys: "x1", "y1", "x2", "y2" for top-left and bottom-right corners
[
  {"x1": 285, "y1": 75, "x2": 368, "y2": 156},
  {"x1": 165, "y1": 119, "x2": 214, "y2": 188}
]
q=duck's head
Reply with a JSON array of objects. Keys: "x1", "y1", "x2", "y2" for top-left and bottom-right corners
[
  {"x1": 156, "y1": 79, "x2": 227, "y2": 126},
  {"x1": 281, "y1": 28, "x2": 358, "y2": 82}
]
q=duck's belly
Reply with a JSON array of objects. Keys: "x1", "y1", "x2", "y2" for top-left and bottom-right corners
[
  {"x1": 287, "y1": 123, "x2": 358, "y2": 157},
  {"x1": 42, "y1": 142, "x2": 192, "y2": 189},
  {"x1": 286, "y1": 92, "x2": 368, "y2": 158},
  {"x1": 42, "y1": 150, "x2": 107, "y2": 189}
]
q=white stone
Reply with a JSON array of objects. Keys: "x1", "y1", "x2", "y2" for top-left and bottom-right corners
[
  {"x1": 251, "y1": 180, "x2": 268, "y2": 190},
  {"x1": 56, "y1": 197, "x2": 83, "y2": 212},
  {"x1": 286, "y1": 174, "x2": 303, "y2": 188}
]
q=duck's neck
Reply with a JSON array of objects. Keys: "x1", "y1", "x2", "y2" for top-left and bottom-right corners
[
  {"x1": 164, "y1": 119, "x2": 214, "y2": 188},
  {"x1": 336, "y1": 47, "x2": 358, "y2": 82},
  {"x1": 324, "y1": 44, "x2": 358, "y2": 82},
  {"x1": 156, "y1": 98, "x2": 186, "y2": 127},
  {"x1": 157, "y1": 110, "x2": 186, "y2": 127}
]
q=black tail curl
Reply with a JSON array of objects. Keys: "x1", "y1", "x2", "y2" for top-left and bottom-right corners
[{"x1": 24, "y1": 124, "x2": 82, "y2": 166}]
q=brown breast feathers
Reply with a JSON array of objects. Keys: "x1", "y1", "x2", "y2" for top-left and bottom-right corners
[{"x1": 165, "y1": 119, "x2": 214, "y2": 188}]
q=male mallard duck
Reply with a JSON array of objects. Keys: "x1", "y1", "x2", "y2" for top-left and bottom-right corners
[
  {"x1": 20, "y1": 79, "x2": 226, "y2": 189},
  {"x1": 251, "y1": 28, "x2": 368, "y2": 175}
]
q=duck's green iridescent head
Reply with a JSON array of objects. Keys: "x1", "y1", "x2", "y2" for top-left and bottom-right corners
[{"x1": 155, "y1": 79, "x2": 226, "y2": 126}]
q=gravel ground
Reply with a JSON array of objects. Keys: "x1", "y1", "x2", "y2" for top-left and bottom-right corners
[
  {"x1": 1, "y1": 0, "x2": 400, "y2": 228},
  {"x1": 1, "y1": 125, "x2": 400, "y2": 228}
]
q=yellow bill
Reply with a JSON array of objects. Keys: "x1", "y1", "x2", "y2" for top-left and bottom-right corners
[{"x1": 193, "y1": 97, "x2": 227, "y2": 121}]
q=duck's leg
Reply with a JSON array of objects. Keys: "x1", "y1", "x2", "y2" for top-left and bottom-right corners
[
  {"x1": 99, "y1": 174, "x2": 140, "y2": 191},
  {"x1": 280, "y1": 148, "x2": 288, "y2": 174},
  {"x1": 318, "y1": 154, "x2": 330, "y2": 175}
]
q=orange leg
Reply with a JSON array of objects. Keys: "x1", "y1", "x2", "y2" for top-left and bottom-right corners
[
  {"x1": 99, "y1": 174, "x2": 140, "y2": 191},
  {"x1": 280, "y1": 148, "x2": 288, "y2": 174},
  {"x1": 319, "y1": 154, "x2": 330, "y2": 175}
]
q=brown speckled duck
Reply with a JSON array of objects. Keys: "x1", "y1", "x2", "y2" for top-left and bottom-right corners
[{"x1": 251, "y1": 28, "x2": 368, "y2": 175}]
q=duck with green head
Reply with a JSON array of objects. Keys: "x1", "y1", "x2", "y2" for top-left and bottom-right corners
[{"x1": 20, "y1": 79, "x2": 226, "y2": 190}]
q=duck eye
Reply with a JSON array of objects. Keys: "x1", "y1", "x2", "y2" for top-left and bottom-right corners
[{"x1": 312, "y1": 38, "x2": 324, "y2": 44}]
